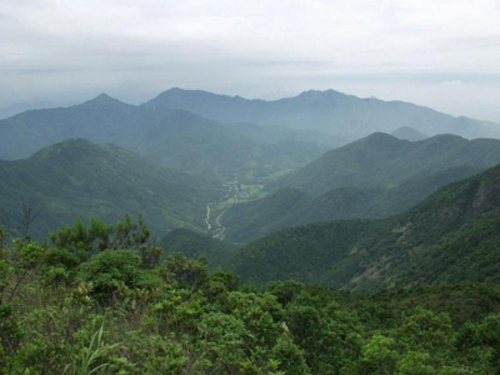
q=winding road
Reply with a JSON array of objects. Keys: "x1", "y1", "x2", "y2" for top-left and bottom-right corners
[{"x1": 204, "y1": 183, "x2": 239, "y2": 238}]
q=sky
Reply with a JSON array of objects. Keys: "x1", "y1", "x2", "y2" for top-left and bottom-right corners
[{"x1": 1, "y1": 0, "x2": 500, "y2": 122}]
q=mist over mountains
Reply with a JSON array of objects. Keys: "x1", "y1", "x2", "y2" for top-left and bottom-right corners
[
  {"x1": 2, "y1": 87, "x2": 500, "y2": 162},
  {"x1": 0, "y1": 91, "x2": 342, "y2": 182},
  {"x1": 4, "y1": 86, "x2": 500, "y2": 374},
  {"x1": 144, "y1": 88, "x2": 500, "y2": 139},
  {"x1": 6, "y1": 1, "x2": 500, "y2": 372},
  {"x1": 2, "y1": 87, "x2": 500, "y2": 242}
]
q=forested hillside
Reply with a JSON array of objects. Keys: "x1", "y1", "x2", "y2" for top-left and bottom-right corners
[
  {"x1": 223, "y1": 166, "x2": 480, "y2": 244},
  {"x1": 4, "y1": 0, "x2": 500, "y2": 372},
  {"x1": 270, "y1": 132, "x2": 500, "y2": 197},
  {"x1": 220, "y1": 131, "x2": 500, "y2": 244},
  {"x1": 2, "y1": 97, "x2": 500, "y2": 374},
  {"x1": 0, "y1": 139, "x2": 223, "y2": 239},
  {"x1": 232, "y1": 163, "x2": 500, "y2": 289}
]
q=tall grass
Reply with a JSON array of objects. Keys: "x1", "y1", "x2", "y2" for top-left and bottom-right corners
[{"x1": 65, "y1": 323, "x2": 119, "y2": 375}]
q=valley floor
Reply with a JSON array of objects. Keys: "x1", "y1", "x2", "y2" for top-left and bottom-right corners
[{"x1": 204, "y1": 182, "x2": 266, "y2": 240}]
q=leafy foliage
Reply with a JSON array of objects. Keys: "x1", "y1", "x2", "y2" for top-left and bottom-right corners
[
  {"x1": 51, "y1": 214, "x2": 150, "y2": 258},
  {"x1": 2, "y1": 219, "x2": 500, "y2": 374},
  {"x1": 159, "y1": 228, "x2": 233, "y2": 267}
]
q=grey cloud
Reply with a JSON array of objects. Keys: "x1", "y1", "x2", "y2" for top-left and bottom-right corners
[{"x1": 1, "y1": 0, "x2": 500, "y2": 122}]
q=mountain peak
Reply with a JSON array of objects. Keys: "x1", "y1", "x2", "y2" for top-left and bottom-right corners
[
  {"x1": 30, "y1": 138, "x2": 97, "y2": 160},
  {"x1": 363, "y1": 132, "x2": 401, "y2": 143},
  {"x1": 165, "y1": 87, "x2": 187, "y2": 94},
  {"x1": 81, "y1": 93, "x2": 124, "y2": 107}
]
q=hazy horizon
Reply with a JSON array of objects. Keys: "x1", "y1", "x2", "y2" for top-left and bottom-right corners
[{"x1": 2, "y1": 0, "x2": 500, "y2": 123}]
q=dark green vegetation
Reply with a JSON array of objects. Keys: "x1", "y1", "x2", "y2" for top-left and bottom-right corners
[
  {"x1": 160, "y1": 228, "x2": 233, "y2": 268},
  {"x1": 271, "y1": 132, "x2": 500, "y2": 197},
  {"x1": 3, "y1": 88, "x2": 500, "y2": 373},
  {"x1": 222, "y1": 131, "x2": 500, "y2": 244},
  {"x1": 232, "y1": 163, "x2": 500, "y2": 290},
  {"x1": 0, "y1": 139, "x2": 223, "y2": 240},
  {"x1": 3, "y1": 219, "x2": 500, "y2": 374},
  {"x1": 223, "y1": 166, "x2": 480, "y2": 244},
  {"x1": 0, "y1": 93, "x2": 338, "y2": 182},
  {"x1": 145, "y1": 87, "x2": 500, "y2": 139}
]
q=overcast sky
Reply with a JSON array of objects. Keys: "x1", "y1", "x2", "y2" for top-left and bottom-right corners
[{"x1": 1, "y1": 0, "x2": 500, "y2": 122}]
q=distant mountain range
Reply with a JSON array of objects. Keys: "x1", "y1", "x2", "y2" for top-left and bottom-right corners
[
  {"x1": 0, "y1": 100, "x2": 76, "y2": 119},
  {"x1": 0, "y1": 139, "x2": 223, "y2": 239},
  {"x1": 230, "y1": 162, "x2": 500, "y2": 290},
  {"x1": 3, "y1": 87, "x2": 500, "y2": 251},
  {"x1": 2, "y1": 88, "x2": 500, "y2": 184},
  {"x1": 0, "y1": 93, "x2": 339, "y2": 182},
  {"x1": 144, "y1": 88, "x2": 500, "y2": 139}
]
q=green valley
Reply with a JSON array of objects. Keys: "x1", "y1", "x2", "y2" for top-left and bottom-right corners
[{"x1": 230, "y1": 162, "x2": 500, "y2": 290}]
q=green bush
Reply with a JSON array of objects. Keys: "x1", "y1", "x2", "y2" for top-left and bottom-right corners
[{"x1": 78, "y1": 250, "x2": 160, "y2": 298}]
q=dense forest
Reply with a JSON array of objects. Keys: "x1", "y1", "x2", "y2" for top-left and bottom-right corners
[
  {"x1": 232, "y1": 163, "x2": 500, "y2": 289},
  {"x1": 4, "y1": 0, "x2": 500, "y2": 373},
  {"x1": 3, "y1": 90, "x2": 500, "y2": 374},
  {"x1": 2, "y1": 217, "x2": 500, "y2": 374}
]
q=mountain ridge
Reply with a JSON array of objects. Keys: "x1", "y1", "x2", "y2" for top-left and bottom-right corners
[
  {"x1": 230, "y1": 163, "x2": 500, "y2": 289},
  {"x1": 222, "y1": 165, "x2": 481, "y2": 244},
  {"x1": 143, "y1": 87, "x2": 500, "y2": 139},
  {"x1": 0, "y1": 96, "x2": 337, "y2": 182},
  {"x1": 0, "y1": 139, "x2": 223, "y2": 239},
  {"x1": 269, "y1": 132, "x2": 500, "y2": 197}
]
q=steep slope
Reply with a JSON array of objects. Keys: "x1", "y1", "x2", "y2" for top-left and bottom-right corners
[
  {"x1": 223, "y1": 166, "x2": 480, "y2": 244},
  {"x1": 0, "y1": 139, "x2": 223, "y2": 239},
  {"x1": 144, "y1": 88, "x2": 500, "y2": 139},
  {"x1": 231, "y1": 164, "x2": 500, "y2": 290},
  {"x1": 271, "y1": 133, "x2": 500, "y2": 197},
  {"x1": 0, "y1": 95, "x2": 336, "y2": 182},
  {"x1": 222, "y1": 189, "x2": 311, "y2": 244}
]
